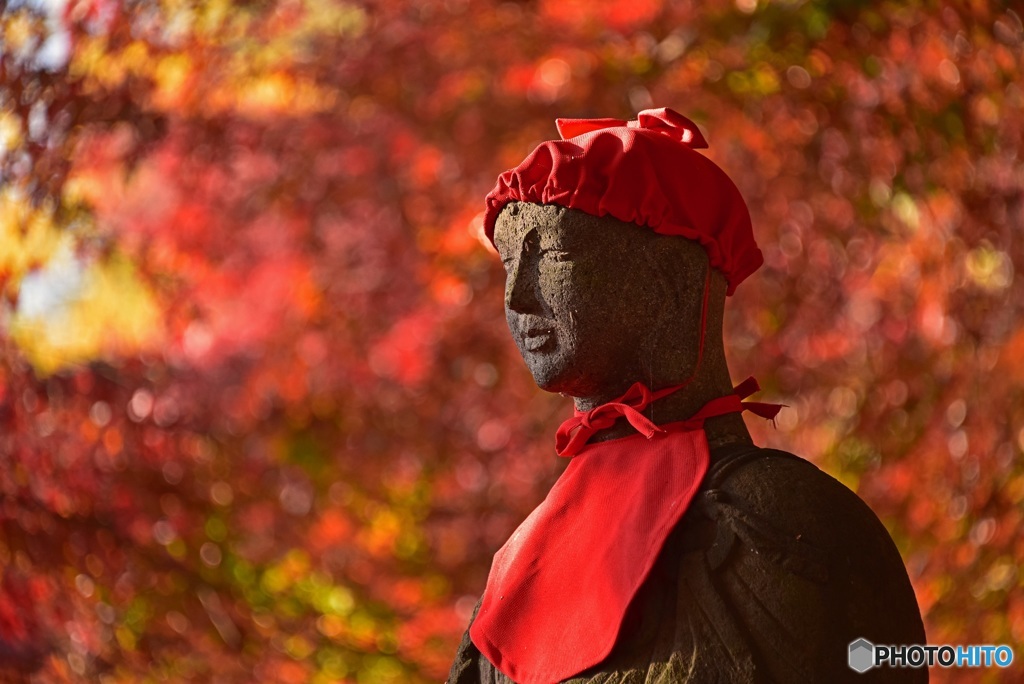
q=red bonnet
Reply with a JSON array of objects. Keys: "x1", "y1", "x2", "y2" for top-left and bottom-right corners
[{"x1": 483, "y1": 107, "x2": 762, "y2": 295}]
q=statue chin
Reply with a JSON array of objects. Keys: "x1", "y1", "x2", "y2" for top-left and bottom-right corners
[
  {"x1": 531, "y1": 372, "x2": 572, "y2": 396},
  {"x1": 514, "y1": 338, "x2": 614, "y2": 398},
  {"x1": 514, "y1": 327, "x2": 642, "y2": 401},
  {"x1": 521, "y1": 353, "x2": 573, "y2": 395},
  {"x1": 526, "y1": 364, "x2": 615, "y2": 403}
]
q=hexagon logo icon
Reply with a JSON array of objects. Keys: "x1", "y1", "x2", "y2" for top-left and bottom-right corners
[{"x1": 849, "y1": 638, "x2": 875, "y2": 673}]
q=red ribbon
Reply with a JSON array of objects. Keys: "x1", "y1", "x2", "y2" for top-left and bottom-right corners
[
  {"x1": 555, "y1": 375, "x2": 782, "y2": 457},
  {"x1": 555, "y1": 107, "x2": 709, "y2": 149},
  {"x1": 555, "y1": 382, "x2": 681, "y2": 457}
]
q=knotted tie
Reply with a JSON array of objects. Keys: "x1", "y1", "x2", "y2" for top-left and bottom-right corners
[
  {"x1": 555, "y1": 382, "x2": 681, "y2": 456},
  {"x1": 556, "y1": 376, "x2": 782, "y2": 457}
]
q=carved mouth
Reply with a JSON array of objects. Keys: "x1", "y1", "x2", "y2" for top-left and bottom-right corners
[{"x1": 521, "y1": 327, "x2": 554, "y2": 352}]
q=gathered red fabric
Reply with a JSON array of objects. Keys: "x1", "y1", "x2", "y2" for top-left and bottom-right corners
[
  {"x1": 483, "y1": 107, "x2": 762, "y2": 295},
  {"x1": 469, "y1": 379, "x2": 781, "y2": 684}
]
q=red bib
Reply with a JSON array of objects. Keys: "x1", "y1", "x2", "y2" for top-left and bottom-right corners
[{"x1": 470, "y1": 379, "x2": 779, "y2": 683}]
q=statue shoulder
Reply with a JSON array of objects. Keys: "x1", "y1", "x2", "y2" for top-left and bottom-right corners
[
  {"x1": 709, "y1": 446, "x2": 888, "y2": 546},
  {"x1": 697, "y1": 443, "x2": 927, "y2": 655}
]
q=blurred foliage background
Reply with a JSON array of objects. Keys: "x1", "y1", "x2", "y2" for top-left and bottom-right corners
[{"x1": 1, "y1": 0, "x2": 1022, "y2": 682}]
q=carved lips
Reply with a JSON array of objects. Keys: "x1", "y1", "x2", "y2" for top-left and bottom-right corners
[{"x1": 520, "y1": 325, "x2": 555, "y2": 352}]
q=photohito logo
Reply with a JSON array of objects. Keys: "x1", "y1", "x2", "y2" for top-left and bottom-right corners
[{"x1": 849, "y1": 639, "x2": 1014, "y2": 672}]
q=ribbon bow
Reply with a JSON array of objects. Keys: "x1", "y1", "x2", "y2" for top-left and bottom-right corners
[
  {"x1": 555, "y1": 376, "x2": 782, "y2": 457},
  {"x1": 555, "y1": 107, "x2": 709, "y2": 149},
  {"x1": 555, "y1": 382, "x2": 680, "y2": 457}
]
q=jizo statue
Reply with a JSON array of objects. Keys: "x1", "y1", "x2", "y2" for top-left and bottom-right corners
[{"x1": 448, "y1": 109, "x2": 926, "y2": 683}]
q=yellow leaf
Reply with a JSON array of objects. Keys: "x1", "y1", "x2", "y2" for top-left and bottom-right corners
[
  {"x1": 0, "y1": 191, "x2": 65, "y2": 284},
  {"x1": 10, "y1": 252, "x2": 162, "y2": 375}
]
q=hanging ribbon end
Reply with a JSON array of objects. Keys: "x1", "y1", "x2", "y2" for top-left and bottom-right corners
[{"x1": 639, "y1": 423, "x2": 666, "y2": 440}]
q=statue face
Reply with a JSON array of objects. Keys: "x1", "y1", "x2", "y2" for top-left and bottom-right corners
[{"x1": 493, "y1": 203, "x2": 660, "y2": 398}]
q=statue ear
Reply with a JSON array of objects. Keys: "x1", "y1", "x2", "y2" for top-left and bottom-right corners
[
  {"x1": 649, "y1": 237, "x2": 709, "y2": 319},
  {"x1": 635, "y1": 236, "x2": 724, "y2": 376},
  {"x1": 633, "y1": 239, "x2": 697, "y2": 364}
]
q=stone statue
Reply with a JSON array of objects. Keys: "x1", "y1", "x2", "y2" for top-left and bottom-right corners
[{"x1": 448, "y1": 109, "x2": 926, "y2": 683}]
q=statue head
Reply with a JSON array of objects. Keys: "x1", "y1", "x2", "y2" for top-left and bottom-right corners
[
  {"x1": 484, "y1": 109, "x2": 763, "y2": 415},
  {"x1": 494, "y1": 201, "x2": 723, "y2": 405}
]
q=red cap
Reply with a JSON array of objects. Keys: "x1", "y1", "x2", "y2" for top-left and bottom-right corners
[{"x1": 483, "y1": 108, "x2": 762, "y2": 295}]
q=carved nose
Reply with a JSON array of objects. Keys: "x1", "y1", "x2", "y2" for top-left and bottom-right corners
[{"x1": 505, "y1": 256, "x2": 542, "y2": 314}]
